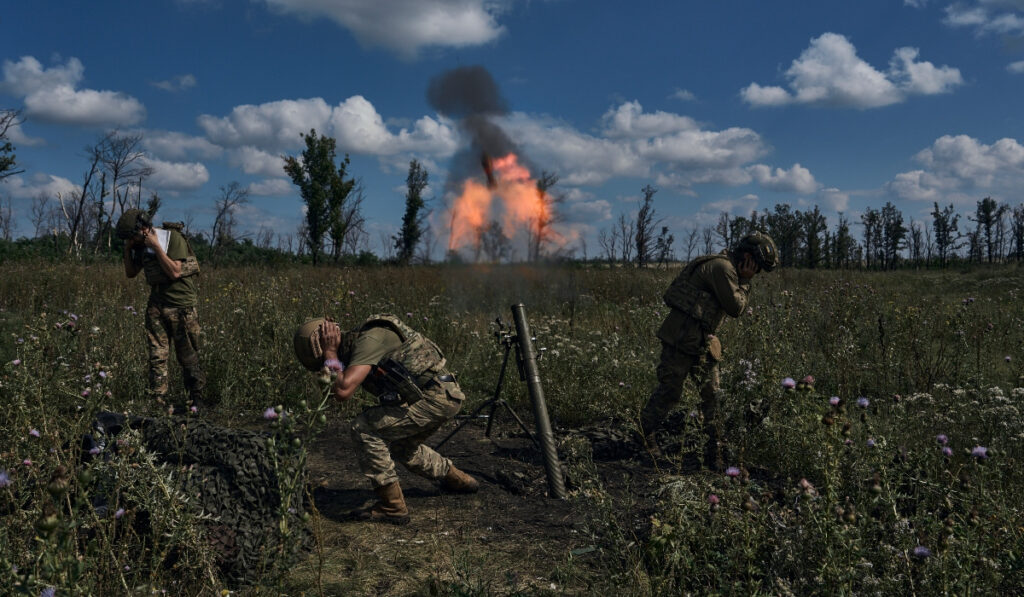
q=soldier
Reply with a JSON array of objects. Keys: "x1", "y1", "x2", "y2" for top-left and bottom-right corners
[
  {"x1": 293, "y1": 315, "x2": 480, "y2": 525},
  {"x1": 116, "y1": 209, "x2": 205, "y2": 413},
  {"x1": 638, "y1": 232, "x2": 778, "y2": 469}
]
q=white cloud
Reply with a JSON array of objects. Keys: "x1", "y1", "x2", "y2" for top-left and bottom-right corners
[
  {"x1": 747, "y1": 163, "x2": 819, "y2": 194},
  {"x1": 143, "y1": 157, "x2": 209, "y2": 191},
  {"x1": 248, "y1": 177, "x2": 295, "y2": 196},
  {"x1": 0, "y1": 56, "x2": 145, "y2": 126},
  {"x1": 817, "y1": 187, "x2": 851, "y2": 211},
  {"x1": 260, "y1": 0, "x2": 506, "y2": 59},
  {"x1": 904, "y1": 0, "x2": 929, "y2": 7},
  {"x1": 152, "y1": 74, "x2": 197, "y2": 92},
  {"x1": 3, "y1": 173, "x2": 77, "y2": 200},
  {"x1": 944, "y1": 2, "x2": 1024, "y2": 36},
  {"x1": 228, "y1": 146, "x2": 287, "y2": 177},
  {"x1": 198, "y1": 95, "x2": 459, "y2": 160},
  {"x1": 887, "y1": 134, "x2": 1024, "y2": 203},
  {"x1": 4, "y1": 120, "x2": 45, "y2": 147},
  {"x1": 741, "y1": 33, "x2": 962, "y2": 109},
  {"x1": 671, "y1": 88, "x2": 697, "y2": 101},
  {"x1": 701, "y1": 194, "x2": 761, "y2": 217},
  {"x1": 1008, "y1": 60, "x2": 1024, "y2": 72},
  {"x1": 601, "y1": 101, "x2": 700, "y2": 139},
  {"x1": 143, "y1": 130, "x2": 223, "y2": 161}
]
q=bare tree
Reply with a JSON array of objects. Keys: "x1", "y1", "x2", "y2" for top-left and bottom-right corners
[
  {"x1": 211, "y1": 182, "x2": 250, "y2": 256},
  {"x1": 529, "y1": 171, "x2": 562, "y2": 262},
  {"x1": 95, "y1": 131, "x2": 153, "y2": 251},
  {"x1": 684, "y1": 225, "x2": 699, "y2": 261},
  {"x1": 255, "y1": 227, "x2": 274, "y2": 249},
  {"x1": 598, "y1": 227, "x2": 618, "y2": 263},
  {"x1": 481, "y1": 220, "x2": 511, "y2": 262},
  {"x1": 30, "y1": 194, "x2": 52, "y2": 238},
  {"x1": 62, "y1": 143, "x2": 103, "y2": 256},
  {"x1": 701, "y1": 226, "x2": 715, "y2": 254},
  {"x1": 416, "y1": 225, "x2": 438, "y2": 264},
  {"x1": 0, "y1": 196, "x2": 13, "y2": 240},
  {"x1": 378, "y1": 230, "x2": 397, "y2": 261},
  {"x1": 616, "y1": 213, "x2": 634, "y2": 265}
]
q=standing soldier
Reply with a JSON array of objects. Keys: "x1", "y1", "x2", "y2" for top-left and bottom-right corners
[
  {"x1": 638, "y1": 232, "x2": 777, "y2": 468},
  {"x1": 293, "y1": 315, "x2": 480, "y2": 525},
  {"x1": 117, "y1": 209, "x2": 205, "y2": 413}
]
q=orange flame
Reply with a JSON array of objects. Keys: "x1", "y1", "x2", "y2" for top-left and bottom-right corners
[{"x1": 446, "y1": 153, "x2": 568, "y2": 254}]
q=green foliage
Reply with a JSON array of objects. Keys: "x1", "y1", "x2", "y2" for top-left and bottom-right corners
[{"x1": 395, "y1": 159, "x2": 428, "y2": 265}]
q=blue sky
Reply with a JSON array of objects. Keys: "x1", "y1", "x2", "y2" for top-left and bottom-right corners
[{"x1": 3, "y1": 0, "x2": 1024, "y2": 258}]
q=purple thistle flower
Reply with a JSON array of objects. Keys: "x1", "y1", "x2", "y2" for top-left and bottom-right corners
[
  {"x1": 942, "y1": 447, "x2": 953, "y2": 457},
  {"x1": 263, "y1": 407, "x2": 279, "y2": 420},
  {"x1": 22, "y1": 459, "x2": 32, "y2": 466},
  {"x1": 69, "y1": 313, "x2": 78, "y2": 321},
  {"x1": 913, "y1": 545, "x2": 931, "y2": 559},
  {"x1": 0, "y1": 470, "x2": 10, "y2": 488},
  {"x1": 40, "y1": 587, "x2": 56, "y2": 597},
  {"x1": 99, "y1": 370, "x2": 108, "y2": 379},
  {"x1": 971, "y1": 446, "x2": 988, "y2": 459},
  {"x1": 857, "y1": 397, "x2": 870, "y2": 408},
  {"x1": 189, "y1": 405, "x2": 198, "y2": 413},
  {"x1": 708, "y1": 493, "x2": 720, "y2": 505},
  {"x1": 83, "y1": 374, "x2": 92, "y2": 382},
  {"x1": 1006, "y1": 356, "x2": 1012, "y2": 363},
  {"x1": 114, "y1": 508, "x2": 125, "y2": 519},
  {"x1": 844, "y1": 439, "x2": 853, "y2": 446},
  {"x1": 81, "y1": 388, "x2": 90, "y2": 398},
  {"x1": 781, "y1": 377, "x2": 796, "y2": 390},
  {"x1": 866, "y1": 438, "x2": 876, "y2": 448},
  {"x1": 29, "y1": 429, "x2": 40, "y2": 438},
  {"x1": 936, "y1": 434, "x2": 948, "y2": 445},
  {"x1": 11, "y1": 359, "x2": 21, "y2": 366},
  {"x1": 829, "y1": 396, "x2": 840, "y2": 406},
  {"x1": 89, "y1": 447, "x2": 101, "y2": 455},
  {"x1": 725, "y1": 466, "x2": 741, "y2": 478}
]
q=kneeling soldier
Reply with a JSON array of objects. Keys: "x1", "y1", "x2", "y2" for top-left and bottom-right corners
[{"x1": 294, "y1": 315, "x2": 479, "y2": 525}]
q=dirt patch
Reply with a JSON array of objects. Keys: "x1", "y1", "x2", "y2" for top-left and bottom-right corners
[{"x1": 295, "y1": 413, "x2": 678, "y2": 595}]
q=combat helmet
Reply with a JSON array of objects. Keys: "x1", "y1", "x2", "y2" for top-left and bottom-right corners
[
  {"x1": 115, "y1": 209, "x2": 152, "y2": 240},
  {"x1": 293, "y1": 318, "x2": 327, "y2": 371},
  {"x1": 735, "y1": 232, "x2": 778, "y2": 272}
]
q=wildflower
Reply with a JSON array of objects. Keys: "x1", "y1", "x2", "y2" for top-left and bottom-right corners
[
  {"x1": 802, "y1": 375, "x2": 815, "y2": 386},
  {"x1": 22, "y1": 459, "x2": 32, "y2": 466},
  {"x1": 708, "y1": 493, "x2": 720, "y2": 505},
  {"x1": 190, "y1": 405, "x2": 198, "y2": 414},
  {"x1": 971, "y1": 446, "x2": 988, "y2": 459},
  {"x1": 781, "y1": 377, "x2": 796, "y2": 390},
  {"x1": 16, "y1": 337, "x2": 23, "y2": 344},
  {"x1": 406, "y1": 312, "x2": 413, "y2": 317},
  {"x1": 857, "y1": 397, "x2": 870, "y2": 408},
  {"x1": 618, "y1": 381, "x2": 625, "y2": 387},
  {"x1": 29, "y1": 429, "x2": 40, "y2": 438},
  {"x1": 40, "y1": 588, "x2": 56, "y2": 597},
  {"x1": 89, "y1": 447, "x2": 101, "y2": 455},
  {"x1": 942, "y1": 447, "x2": 953, "y2": 457},
  {"x1": 1006, "y1": 356, "x2": 1012, "y2": 363},
  {"x1": 114, "y1": 508, "x2": 125, "y2": 519},
  {"x1": 99, "y1": 371, "x2": 108, "y2": 379},
  {"x1": 725, "y1": 466, "x2": 741, "y2": 478},
  {"x1": 81, "y1": 389, "x2": 90, "y2": 398},
  {"x1": 263, "y1": 407, "x2": 279, "y2": 420},
  {"x1": 844, "y1": 439, "x2": 853, "y2": 446},
  {"x1": 936, "y1": 434, "x2": 948, "y2": 445},
  {"x1": 11, "y1": 359, "x2": 21, "y2": 366},
  {"x1": 829, "y1": 396, "x2": 840, "y2": 406},
  {"x1": 84, "y1": 374, "x2": 92, "y2": 382},
  {"x1": 866, "y1": 439, "x2": 876, "y2": 448},
  {"x1": 0, "y1": 470, "x2": 10, "y2": 487},
  {"x1": 348, "y1": 290, "x2": 355, "y2": 296},
  {"x1": 912, "y1": 545, "x2": 931, "y2": 559}
]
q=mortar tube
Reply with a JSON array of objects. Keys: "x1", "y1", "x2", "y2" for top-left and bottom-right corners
[{"x1": 511, "y1": 303, "x2": 567, "y2": 500}]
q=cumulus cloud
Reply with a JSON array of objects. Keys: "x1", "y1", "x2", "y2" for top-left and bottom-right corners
[
  {"x1": 671, "y1": 88, "x2": 697, "y2": 101},
  {"x1": 3, "y1": 173, "x2": 77, "y2": 200},
  {"x1": 887, "y1": 134, "x2": 1024, "y2": 203},
  {"x1": 248, "y1": 178, "x2": 297, "y2": 196},
  {"x1": 0, "y1": 56, "x2": 145, "y2": 126},
  {"x1": 741, "y1": 33, "x2": 962, "y2": 109},
  {"x1": 1008, "y1": 60, "x2": 1024, "y2": 72},
  {"x1": 197, "y1": 95, "x2": 458, "y2": 160},
  {"x1": 747, "y1": 163, "x2": 819, "y2": 194},
  {"x1": 817, "y1": 187, "x2": 851, "y2": 211},
  {"x1": 260, "y1": 0, "x2": 506, "y2": 59},
  {"x1": 143, "y1": 157, "x2": 209, "y2": 191},
  {"x1": 4, "y1": 120, "x2": 45, "y2": 147},
  {"x1": 228, "y1": 146, "x2": 287, "y2": 177},
  {"x1": 143, "y1": 130, "x2": 223, "y2": 161},
  {"x1": 152, "y1": 74, "x2": 197, "y2": 92},
  {"x1": 944, "y1": 1, "x2": 1024, "y2": 37}
]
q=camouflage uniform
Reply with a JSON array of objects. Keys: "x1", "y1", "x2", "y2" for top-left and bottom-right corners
[
  {"x1": 344, "y1": 316, "x2": 466, "y2": 488},
  {"x1": 640, "y1": 252, "x2": 752, "y2": 463},
  {"x1": 125, "y1": 219, "x2": 205, "y2": 406}
]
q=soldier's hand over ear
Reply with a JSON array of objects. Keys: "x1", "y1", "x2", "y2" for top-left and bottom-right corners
[
  {"x1": 738, "y1": 254, "x2": 759, "y2": 279},
  {"x1": 320, "y1": 321, "x2": 341, "y2": 353}
]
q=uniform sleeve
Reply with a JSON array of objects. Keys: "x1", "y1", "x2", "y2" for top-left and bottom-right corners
[
  {"x1": 707, "y1": 261, "x2": 751, "y2": 318},
  {"x1": 165, "y1": 231, "x2": 189, "y2": 261},
  {"x1": 347, "y1": 327, "x2": 402, "y2": 366}
]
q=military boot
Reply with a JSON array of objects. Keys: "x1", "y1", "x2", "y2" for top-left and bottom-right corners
[
  {"x1": 440, "y1": 464, "x2": 480, "y2": 494},
  {"x1": 357, "y1": 482, "x2": 410, "y2": 525}
]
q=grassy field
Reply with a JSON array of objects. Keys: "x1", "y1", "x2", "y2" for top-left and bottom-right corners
[{"x1": 1, "y1": 262, "x2": 1023, "y2": 595}]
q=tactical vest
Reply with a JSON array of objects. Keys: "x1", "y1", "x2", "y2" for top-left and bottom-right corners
[
  {"x1": 662, "y1": 253, "x2": 730, "y2": 333},
  {"x1": 138, "y1": 224, "x2": 200, "y2": 286},
  {"x1": 357, "y1": 314, "x2": 446, "y2": 403}
]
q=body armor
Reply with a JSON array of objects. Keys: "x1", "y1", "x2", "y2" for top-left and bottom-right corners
[
  {"x1": 662, "y1": 254, "x2": 730, "y2": 334},
  {"x1": 357, "y1": 314, "x2": 446, "y2": 404}
]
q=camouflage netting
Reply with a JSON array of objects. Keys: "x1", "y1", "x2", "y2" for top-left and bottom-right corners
[{"x1": 86, "y1": 412, "x2": 311, "y2": 585}]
